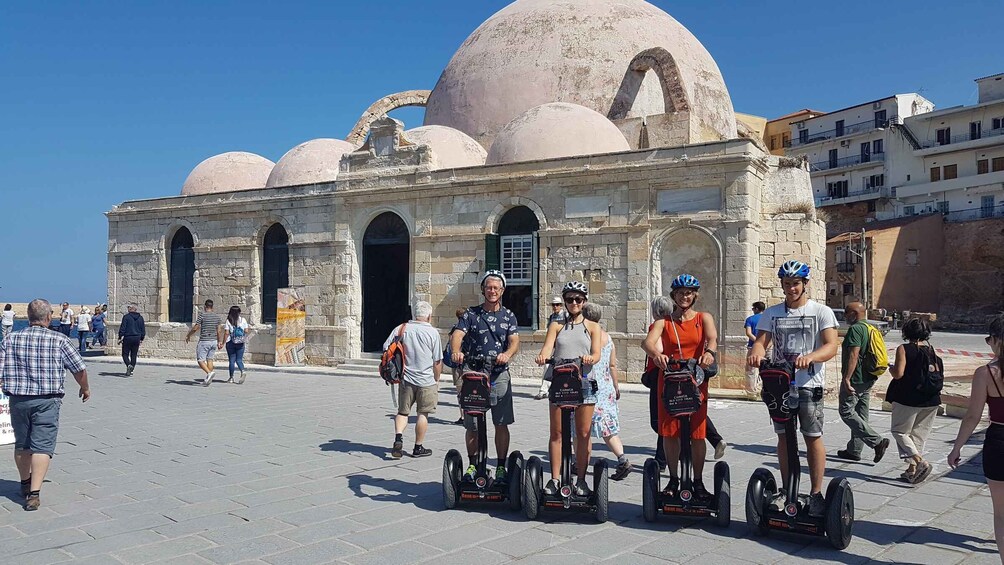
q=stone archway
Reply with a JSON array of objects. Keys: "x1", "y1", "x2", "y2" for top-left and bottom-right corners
[
  {"x1": 362, "y1": 212, "x2": 411, "y2": 352},
  {"x1": 608, "y1": 47, "x2": 691, "y2": 120},
  {"x1": 346, "y1": 90, "x2": 431, "y2": 147},
  {"x1": 656, "y1": 227, "x2": 722, "y2": 325}
]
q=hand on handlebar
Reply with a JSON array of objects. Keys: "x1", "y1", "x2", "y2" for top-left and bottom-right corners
[
  {"x1": 794, "y1": 354, "x2": 814, "y2": 370},
  {"x1": 653, "y1": 354, "x2": 670, "y2": 371},
  {"x1": 698, "y1": 351, "x2": 715, "y2": 369},
  {"x1": 495, "y1": 352, "x2": 510, "y2": 365},
  {"x1": 746, "y1": 351, "x2": 764, "y2": 369},
  {"x1": 451, "y1": 351, "x2": 465, "y2": 366},
  {"x1": 534, "y1": 353, "x2": 548, "y2": 366},
  {"x1": 581, "y1": 354, "x2": 597, "y2": 365}
]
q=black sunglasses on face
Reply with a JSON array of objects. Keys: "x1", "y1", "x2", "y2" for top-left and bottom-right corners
[{"x1": 564, "y1": 296, "x2": 585, "y2": 305}]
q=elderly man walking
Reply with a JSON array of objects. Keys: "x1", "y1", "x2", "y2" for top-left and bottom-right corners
[
  {"x1": 836, "y1": 301, "x2": 890, "y2": 463},
  {"x1": 388, "y1": 301, "x2": 443, "y2": 458},
  {"x1": 0, "y1": 299, "x2": 90, "y2": 511}
]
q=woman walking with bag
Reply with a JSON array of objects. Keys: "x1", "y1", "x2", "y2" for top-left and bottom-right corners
[
  {"x1": 221, "y1": 306, "x2": 250, "y2": 384},
  {"x1": 887, "y1": 318, "x2": 941, "y2": 484},
  {"x1": 582, "y1": 303, "x2": 631, "y2": 480},
  {"x1": 950, "y1": 315, "x2": 1004, "y2": 561}
]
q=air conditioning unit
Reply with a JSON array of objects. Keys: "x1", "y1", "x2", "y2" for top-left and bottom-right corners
[
  {"x1": 873, "y1": 101, "x2": 883, "y2": 109},
  {"x1": 797, "y1": 122, "x2": 806, "y2": 130},
  {"x1": 840, "y1": 140, "x2": 851, "y2": 147}
]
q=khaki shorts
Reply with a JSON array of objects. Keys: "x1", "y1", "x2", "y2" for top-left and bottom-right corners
[
  {"x1": 452, "y1": 367, "x2": 463, "y2": 390},
  {"x1": 398, "y1": 381, "x2": 438, "y2": 416}
]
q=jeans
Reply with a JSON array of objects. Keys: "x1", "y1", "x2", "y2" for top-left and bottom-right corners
[
  {"x1": 91, "y1": 327, "x2": 106, "y2": 346},
  {"x1": 77, "y1": 331, "x2": 89, "y2": 354},
  {"x1": 839, "y1": 382, "x2": 883, "y2": 456},
  {"x1": 121, "y1": 337, "x2": 140, "y2": 367},
  {"x1": 226, "y1": 341, "x2": 246, "y2": 377}
]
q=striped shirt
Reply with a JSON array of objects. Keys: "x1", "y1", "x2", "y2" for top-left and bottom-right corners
[
  {"x1": 195, "y1": 311, "x2": 223, "y2": 342},
  {"x1": 0, "y1": 325, "x2": 86, "y2": 396}
]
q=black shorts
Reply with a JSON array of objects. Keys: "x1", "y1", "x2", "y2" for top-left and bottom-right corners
[{"x1": 984, "y1": 423, "x2": 1004, "y2": 481}]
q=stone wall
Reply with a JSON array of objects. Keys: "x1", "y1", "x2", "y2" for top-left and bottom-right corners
[{"x1": 938, "y1": 218, "x2": 1004, "y2": 329}]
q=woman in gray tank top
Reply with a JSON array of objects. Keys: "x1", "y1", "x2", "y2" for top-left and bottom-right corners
[{"x1": 535, "y1": 281, "x2": 602, "y2": 497}]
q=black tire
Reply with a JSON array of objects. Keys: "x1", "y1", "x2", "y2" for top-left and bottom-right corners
[
  {"x1": 507, "y1": 451, "x2": 524, "y2": 511},
  {"x1": 713, "y1": 461, "x2": 731, "y2": 527},
  {"x1": 523, "y1": 456, "x2": 543, "y2": 520},
  {"x1": 443, "y1": 449, "x2": 463, "y2": 509},
  {"x1": 594, "y1": 459, "x2": 609, "y2": 523},
  {"x1": 745, "y1": 467, "x2": 776, "y2": 536},
  {"x1": 642, "y1": 458, "x2": 659, "y2": 522},
  {"x1": 825, "y1": 477, "x2": 854, "y2": 550}
]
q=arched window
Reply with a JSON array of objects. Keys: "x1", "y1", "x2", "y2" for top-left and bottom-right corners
[
  {"x1": 168, "y1": 228, "x2": 195, "y2": 323},
  {"x1": 487, "y1": 206, "x2": 540, "y2": 328},
  {"x1": 261, "y1": 224, "x2": 290, "y2": 323}
]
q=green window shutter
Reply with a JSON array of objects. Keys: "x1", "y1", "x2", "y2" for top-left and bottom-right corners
[{"x1": 485, "y1": 233, "x2": 501, "y2": 271}]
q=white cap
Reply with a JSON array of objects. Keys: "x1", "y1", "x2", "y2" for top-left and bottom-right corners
[{"x1": 550, "y1": 296, "x2": 563, "y2": 305}]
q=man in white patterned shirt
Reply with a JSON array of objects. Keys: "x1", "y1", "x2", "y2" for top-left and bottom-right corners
[{"x1": 0, "y1": 299, "x2": 90, "y2": 511}]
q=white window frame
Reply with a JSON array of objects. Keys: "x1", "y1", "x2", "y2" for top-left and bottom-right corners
[{"x1": 500, "y1": 234, "x2": 534, "y2": 286}]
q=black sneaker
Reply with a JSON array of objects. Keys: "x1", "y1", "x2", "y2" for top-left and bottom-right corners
[
  {"x1": 807, "y1": 492, "x2": 826, "y2": 517},
  {"x1": 611, "y1": 458, "x2": 632, "y2": 481},
  {"x1": 544, "y1": 478, "x2": 560, "y2": 496},
  {"x1": 453, "y1": 417, "x2": 464, "y2": 426},
  {"x1": 662, "y1": 476, "x2": 679, "y2": 497},
  {"x1": 412, "y1": 445, "x2": 432, "y2": 458},
  {"x1": 391, "y1": 440, "x2": 403, "y2": 459},
  {"x1": 873, "y1": 438, "x2": 890, "y2": 463},
  {"x1": 693, "y1": 481, "x2": 712, "y2": 503},
  {"x1": 574, "y1": 477, "x2": 591, "y2": 497},
  {"x1": 835, "y1": 449, "x2": 861, "y2": 462}
]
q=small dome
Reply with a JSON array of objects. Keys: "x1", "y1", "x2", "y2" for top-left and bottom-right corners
[
  {"x1": 265, "y1": 138, "x2": 357, "y2": 188},
  {"x1": 403, "y1": 126, "x2": 487, "y2": 170},
  {"x1": 181, "y1": 152, "x2": 274, "y2": 196},
  {"x1": 486, "y1": 103, "x2": 630, "y2": 165}
]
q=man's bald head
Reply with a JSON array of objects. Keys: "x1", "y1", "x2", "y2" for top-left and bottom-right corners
[{"x1": 845, "y1": 302, "x2": 866, "y2": 321}]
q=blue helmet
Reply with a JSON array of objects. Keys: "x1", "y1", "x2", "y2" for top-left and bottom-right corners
[
  {"x1": 778, "y1": 260, "x2": 811, "y2": 280},
  {"x1": 670, "y1": 274, "x2": 700, "y2": 290}
]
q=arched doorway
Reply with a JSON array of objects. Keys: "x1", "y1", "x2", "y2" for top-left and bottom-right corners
[
  {"x1": 362, "y1": 212, "x2": 410, "y2": 352},
  {"x1": 261, "y1": 224, "x2": 290, "y2": 324},
  {"x1": 496, "y1": 206, "x2": 539, "y2": 328},
  {"x1": 659, "y1": 228, "x2": 721, "y2": 325},
  {"x1": 169, "y1": 228, "x2": 195, "y2": 323}
]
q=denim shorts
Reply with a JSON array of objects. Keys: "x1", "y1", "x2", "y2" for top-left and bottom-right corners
[
  {"x1": 196, "y1": 340, "x2": 218, "y2": 362},
  {"x1": 9, "y1": 395, "x2": 62, "y2": 456},
  {"x1": 772, "y1": 387, "x2": 825, "y2": 437}
]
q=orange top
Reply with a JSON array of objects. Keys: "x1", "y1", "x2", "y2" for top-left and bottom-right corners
[{"x1": 660, "y1": 314, "x2": 705, "y2": 362}]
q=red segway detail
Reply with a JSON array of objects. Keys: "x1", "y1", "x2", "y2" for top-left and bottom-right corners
[
  {"x1": 549, "y1": 361, "x2": 585, "y2": 407},
  {"x1": 459, "y1": 371, "x2": 491, "y2": 415},
  {"x1": 759, "y1": 361, "x2": 797, "y2": 423},
  {"x1": 661, "y1": 359, "x2": 703, "y2": 417}
]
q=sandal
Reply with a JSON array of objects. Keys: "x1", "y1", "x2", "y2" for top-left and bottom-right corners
[
  {"x1": 662, "y1": 476, "x2": 679, "y2": 497},
  {"x1": 910, "y1": 460, "x2": 933, "y2": 484}
]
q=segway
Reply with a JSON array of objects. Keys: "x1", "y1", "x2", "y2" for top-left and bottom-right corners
[
  {"x1": 442, "y1": 356, "x2": 523, "y2": 511},
  {"x1": 523, "y1": 359, "x2": 608, "y2": 523},
  {"x1": 745, "y1": 361, "x2": 854, "y2": 549},
  {"x1": 642, "y1": 358, "x2": 730, "y2": 526}
]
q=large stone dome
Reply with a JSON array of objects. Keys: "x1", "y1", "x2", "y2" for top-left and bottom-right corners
[
  {"x1": 424, "y1": 0, "x2": 737, "y2": 148},
  {"x1": 181, "y1": 152, "x2": 274, "y2": 196},
  {"x1": 403, "y1": 126, "x2": 487, "y2": 170},
  {"x1": 266, "y1": 139, "x2": 356, "y2": 188},
  {"x1": 486, "y1": 103, "x2": 630, "y2": 165}
]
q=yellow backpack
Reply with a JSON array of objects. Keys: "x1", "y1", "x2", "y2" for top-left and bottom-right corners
[{"x1": 864, "y1": 324, "x2": 888, "y2": 377}]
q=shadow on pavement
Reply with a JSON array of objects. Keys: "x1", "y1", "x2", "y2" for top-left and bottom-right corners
[
  {"x1": 320, "y1": 438, "x2": 391, "y2": 459},
  {"x1": 164, "y1": 379, "x2": 203, "y2": 386},
  {"x1": 346, "y1": 474, "x2": 446, "y2": 513},
  {"x1": 0, "y1": 478, "x2": 26, "y2": 504},
  {"x1": 98, "y1": 371, "x2": 130, "y2": 378},
  {"x1": 854, "y1": 519, "x2": 997, "y2": 556}
]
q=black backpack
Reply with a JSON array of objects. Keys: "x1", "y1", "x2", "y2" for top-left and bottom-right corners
[{"x1": 915, "y1": 345, "x2": 944, "y2": 397}]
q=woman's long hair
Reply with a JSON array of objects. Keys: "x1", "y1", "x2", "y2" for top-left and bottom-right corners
[
  {"x1": 228, "y1": 306, "x2": 241, "y2": 327},
  {"x1": 991, "y1": 315, "x2": 1004, "y2": 382}
]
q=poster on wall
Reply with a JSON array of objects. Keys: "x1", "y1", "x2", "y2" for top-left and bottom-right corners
[
  {"x1": 275, "y1": 287, "x2": 307, "y2": 366},
  {"x1": 0, "y1": 390, "x2": 14, "y2": 446}
]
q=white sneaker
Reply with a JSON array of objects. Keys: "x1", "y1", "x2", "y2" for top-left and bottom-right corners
[
  {"x1": 238, "y1": 371, "x2": 247, "y2": 385},
  {"x1": 714, "y1": 440, "x2": 727, "y2": 460},
  {"x1": 533, "y1": 392, "x2": 548, "y2": 400},
  {"x1": 204, "y1": 371, "x2": 215, "y2": 387}
]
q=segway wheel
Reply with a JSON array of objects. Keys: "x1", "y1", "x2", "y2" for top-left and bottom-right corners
[
  {"x1": 745, "y1": 467, "x2": 776, "y2": 536},
  {"x1": 506, "y1": 451, "x2": 525, "y2": 511},
  {"x1": 713, "y1": 461, "x2": 731, "y2": 527},
  {"x1": 593, "y1": 459, "x2": 609, "y2": 523},
  {"x1": 523, "y1": 456, "x2": 543, "y2": 520},
  {"x1": 442, "y1": 449, "x2": 463, "y2": 509},
  {"x1": 824, "y1": 477, "x2": 854, "y2": 550},
  {"x1": 642, "y1": 458, "x2": 659, "y2": 523}
]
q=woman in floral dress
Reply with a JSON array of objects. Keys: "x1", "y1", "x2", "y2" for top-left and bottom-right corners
[{"x1": 582, "y1": 303, "x2": 631, "y2": 480}]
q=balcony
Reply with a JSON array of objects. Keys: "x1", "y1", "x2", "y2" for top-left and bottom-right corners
[
  {"x1": 836, "y1": 262, "x2": 857, "y2": 273},
  {"x1": 810, "y1": 151, "x2": 885, "y2": 172},
  {"x1": 814, "y1": 185, "x2": 886, "y2": 207},
  {"x1": 790, "y1": 118, "x2": 892, "y2": 148},
  {"x1": 919, "y1": 127, "x2": 1004, "y2": 149},
  {"x1": 944, "y1": 203, "x2": 1004, "y2": 223}
]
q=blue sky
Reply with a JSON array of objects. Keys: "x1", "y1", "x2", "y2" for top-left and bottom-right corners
[{"x1": 0, "y1": 0, "x2": 999, "y2": 303}]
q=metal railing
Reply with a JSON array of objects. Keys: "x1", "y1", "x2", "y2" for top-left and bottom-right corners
[
  {"x1": 920, "y1": 126, "x2": 1004, "y2": 149},
  {"x1": 790, "y1": 118, "x2": 892, "y2": 148},
  {"x1": 944, "y1": 203, "x2": 1004, "y2": 223},
  {"x1": 836, "y1": 262, "x2": 857, "y2": 273},
  {"x1": 810, "y1": 152, "x2": 885, "y2": 172},
  {"x1": 815, "y1": 185, "x2": 884, "y2": 206}
]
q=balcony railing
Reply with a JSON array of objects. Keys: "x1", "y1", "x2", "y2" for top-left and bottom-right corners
[
  {"x1": 790, "y1": 118, "x2": 893, "y2": 148},
  {"x1": 810, "y1": 152, "x2": 885, "y2": 172},
  {"x1": 836, "y1": 262, "x2": 857, "y2": 273},
  {"x1": 920, "y1": 126, "x2": 1004, "y2": 149},
  {"x1": 944, "y1": 203, "x2": 1004, "y2": 223},
  {"x1": 814, "y1": 185, "x2": 884, "y2": 207}
]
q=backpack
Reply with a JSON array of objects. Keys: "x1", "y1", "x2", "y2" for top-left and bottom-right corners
[
  {"x1": 380, "y1": 324, "x2": 407, "y2": 385},
  {"x1": 661, "y1": 359, "x2": 704, "y2": 417},
  {"x1": 863, "y1": 324, "x2": 889, "y2": 378},
  {"x1": 759, "y1": 361, "x2": 797, "y2": 423},
  {"x1": 443, "y1": 329, "x2": 459, "y2": 369},
  {"x1": 915, "y1": 345, "x2": 944, "y2": 396}
]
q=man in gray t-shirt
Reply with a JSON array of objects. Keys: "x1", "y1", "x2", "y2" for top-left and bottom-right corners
[
  {"x1": 185, "y1": 299, "x2": 223, "y2": 387},
  {"x1": 386, "y1": 301, "x2": 442, "y2": 459}
]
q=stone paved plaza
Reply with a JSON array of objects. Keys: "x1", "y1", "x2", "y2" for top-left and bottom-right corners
[{"x1": 1, "y1": 358, "x2": 999, "y2": 564}]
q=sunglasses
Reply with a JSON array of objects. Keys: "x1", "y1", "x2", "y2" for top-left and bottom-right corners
[{"x1": 564, "y1": 296, "x2": 585, "y2": 305}]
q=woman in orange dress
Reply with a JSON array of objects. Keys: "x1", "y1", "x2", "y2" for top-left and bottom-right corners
[{"x1": 641, "y1": 274, "x2": 718, "y2": 499}]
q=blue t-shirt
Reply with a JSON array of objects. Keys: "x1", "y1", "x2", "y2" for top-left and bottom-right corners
[
  {"x1": 91, "y1": 313, "x2": 106, "y2": 331},
  {"x1": 455, "y1": 305, "x2": 518, "y2": 379},
  {"x1": 744, "y1": 313, "x2": 762, "y2": 347}
]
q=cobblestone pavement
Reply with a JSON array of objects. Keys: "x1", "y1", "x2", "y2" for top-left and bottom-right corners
[{"x1": 1, "y1": 358, "x2": 998, "y2": 564}]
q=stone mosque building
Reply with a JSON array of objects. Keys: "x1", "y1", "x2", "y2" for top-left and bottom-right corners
[{"x1": 106, "y1": 0, "x2": 825, "y2": 385}]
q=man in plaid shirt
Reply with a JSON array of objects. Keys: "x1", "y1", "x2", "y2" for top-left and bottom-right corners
[{"x1": 0, "y1": 299, "x2": 90, "y2": 511}]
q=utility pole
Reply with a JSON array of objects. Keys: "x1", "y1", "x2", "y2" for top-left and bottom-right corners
[{"x1": 846, "y1": 229, "x2": 868, "y2": 310}]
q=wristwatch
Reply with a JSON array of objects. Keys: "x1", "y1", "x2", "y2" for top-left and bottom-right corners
[{"x1": 704, "y1": 349, "x2": 717, "y2": 359}]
